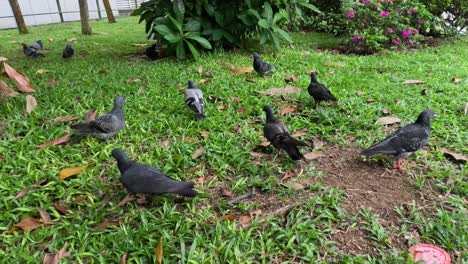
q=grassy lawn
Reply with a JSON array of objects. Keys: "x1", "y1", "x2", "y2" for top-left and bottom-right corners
[{"x1": 0, "y1": 17, "x2": 467, "y2": 263}]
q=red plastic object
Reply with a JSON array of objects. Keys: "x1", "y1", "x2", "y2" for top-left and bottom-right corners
[{"x1": 409, "y1": 244, "x2": 451, "y2": 264}]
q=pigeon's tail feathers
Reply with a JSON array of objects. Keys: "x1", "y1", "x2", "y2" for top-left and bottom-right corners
[
  {"x1": 70, "y1": 123, "x2": 94, "y2": 134},
  {"x1": 285, "y1": 145, "x2": 304, "y2": 160},
  {"x1": 195, "y1": 113, "x2": 206, "y2": 120},
  {"x1": 284, "y1": 136, "x2": 308, "y2": 147},
  {"x1": 175, "y1": 187, "x2": 198, "y2": 197},
  {"x1": 329, "y1": 94, "x2": 338, "y2": 101},
  {"x1": 361, "y1": 141, "x2": 397, "y2": 157}
]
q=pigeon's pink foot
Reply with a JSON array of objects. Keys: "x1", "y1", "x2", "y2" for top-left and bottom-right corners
[{"x1": 395, "y1": 159, "x2": 405, "y2": 171}]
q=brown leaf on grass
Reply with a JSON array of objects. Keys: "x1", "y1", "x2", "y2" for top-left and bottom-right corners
[
  {"x1": 37, "y1": 134, "x2": 70, "y2": 149},
  {"x1": 73, "y1": 195, "x2": 88, "y2": 204},
  {"x1": 258, "y1": 141, "x2": 271, "y2": 147},
  {"x1": 440, "y1": 147, "x2": 467, "y2": 163},
  {"x1": 281, "y1": 181, "x2": 305, "y2": 190},
  {"x1": 192, "y1": 147, "x2": 205, "y2": 159},
  {"x1": 303, "y1": 151, "x2": 326, "y2": 161},
  {"x1": 197, "y1": 66, "x2": 203, "y2": 75},
  {"x1": 221, "y1": 189, "x2": 234, "y2": 197},
  {"x1": 291, "y1": 128, "x2": 307, "y2": 138},
  {"x1": 84, "y1": 109, "x2": 97, "y2": 122},
  {"x1": 402, "y1": 80, "x2": 424, "y2": 85},
  {"x1": 52, "y1": 116, "x2": 79, "y2": 122},
  {"x1": 178, "y1": 86, "x2": 185, "y2": 91},
  {"x1": 281, "y1": 95, "x2": 298, "y2": 102},
  {"x1": 451, "y1": 77, "x2": 462, "y2": 83},
  {"x1": 47, "y1": 79, "x2": 59, "y2": 87},
  {"x1": 36, "y1": 69, "x2": 49, "y2": 74},
  {"x1": 312, "y1": 139, "x2": 325, "y2": 150},
  {"x1": 220, "y1": 214, "x2": 238, "y2": 221},
  {"x1": 258, "y1": 203, "x2": 299, "y2": 224},
  {"x1": 231, "y1": 67, "x2": 253, "y2": 75},
  {"x1": 208, "y1": 95, "x2": 223, "y2": 103},
  {"x1": 395, "y1": 99, "x2": 401, "y2": 105},
  {"x1": 127, "y1": 77, "x2": 141, "y2": 83},
  {"x1": 280, "y1": 105, "x2": 297, "y2": 116},
  {"x1": 117, "y1": 194, "x2": 136, "y2": 207},
  {"x1": 0, "y1": 56, "x2": 8, "y2": 62},
  {"x1": 356, "y1": 91, "x2": 365, "y2": 96},
  {"x1": 280, "y1": 170, "x2": 296, "y2": 181},
  {"x1": 136, "y1": 194, "x2": 148, "y2": 205},
  {"x1": 59, "y1": 166, "x2": 84, "y2": 180},
  {"x1": 3, "y1": 62, "x2": 36, "y2": 92},
  {"x1": 15, "y1": 189, "x2": 29, "y2": 199},
  {"x1": 284, "y1": 74, "x2": 298, "y2": 83},
  {"x1": 53, "y1": 203, "x2": 69, "y2": 215},
  {"x1": 43, "y1": 242, "x2": 70, "y2": 264},
  {"x1": 0, "y1": 79, "x2": 19, "y2": 97},
  {"x1": 200, "y1": 131, "x2": 209, "y2": 138},
  {"x1": 328, "y1": 70, "x2": 335, "y2": 75},
  {"x1": 229, "y1": 96, "x2": 242, "y2": 103},
  {"x1": 196, "y1": 175, "x2": 207, "y2": 186},
  {"x1": 155, "y1": 238, "x2": 163, "y2": 264},
  {"x1": 47, "y1": 38, "x2": 54, "y2": 42},
  {"x1": 324, "y1": 62, "x2": 345, "y2": 67},
  {"x1": 367, "y1": 98, "x2": 376, "y2": 103},
  {"x1": 236, "y1": 107, "x2": 246, "y2": 113},
  {"x1": 249, "y1": 152, "x2": 267, "y2": 158},
  {"x1": 382, "y1": 108, "x2": 391, "y2": 115},
  {"x1": 375, "y1": 116, "x2": 401, "y2": 125},
  {"x1": 91, "y1": 219, "x2": 120, "y2": 231},
  {"x1": 120, "y1": 254, "x2": 127, "y2": 264},
  {"x1": 9, "y1": 217, "x2": 55, "y2": 232},
  {"x1": 238, "y1": 215, "x2": 252, "y2": 227},
  {"x1": 26, "y1": 95, "x2": 37, "y2": 113},
  {"x1": 38, "y1": 209, "x2": 52, "y2": 222},
  {"x1": 217, "y1": 105, "x2": 227, "y2": 110},
  {"x1": 257, "y1": 86, "x2": 301, "y2": 96},
  {"x1": 199, "y1": 79, "x2": 210, "y2": 84}
]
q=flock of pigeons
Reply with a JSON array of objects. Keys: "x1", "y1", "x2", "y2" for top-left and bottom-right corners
[
  {"x1": 25, "y1": 45, "x2": 434, "y2": 198},
  {"x1": 21, "y1": 40, "x2": 74, "y2": 58}
]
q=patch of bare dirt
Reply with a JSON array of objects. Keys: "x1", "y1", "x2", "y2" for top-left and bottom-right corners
[{"x1": 331, "y1": 228, "x2": 373, "y2": 256}]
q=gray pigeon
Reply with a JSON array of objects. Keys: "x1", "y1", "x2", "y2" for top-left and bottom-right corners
[
  {"x1": 184, "y1": 80, "x2": 205, "y2": 119},
  {"x1": 308, "y1": 71, "x2": 337, "y2": 105},
  {"x1": 30, "y1": 40, "x2": 43, "y2": 50},
  {"x1": 70, "y1": 96, "x2": 125, "y2": 140},
  {"x1": 112, "y1": 148, "x2": 198, "y2": 197},
  {"x1": 361, "y1": 110, "x2": 435, "y2": 171},
  {"x1": 263, "y1": 105, "x2": 308, "y2": 160},
  {"x1": 62, "y1": 43, "x2": 74, "y2": 58},
  {"x1": 21, "y1": 43, "x2": 43, "y2": 58},
  {"x1": 253, "y1": 52, "x2": 275, "y2": 77}
]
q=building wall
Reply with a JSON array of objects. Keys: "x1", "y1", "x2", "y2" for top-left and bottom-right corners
[{"x1": 0, "y1": 0, "x2": 119, "y2": 29}]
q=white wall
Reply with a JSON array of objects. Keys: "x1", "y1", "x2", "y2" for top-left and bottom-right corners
[{"x1": 0, "y1": 0, "x2": 119, "y2": 29}]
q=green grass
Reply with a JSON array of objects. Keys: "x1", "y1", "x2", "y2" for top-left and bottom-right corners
[{"x1": 0, "y1": 17, "x2": 467, "y2": 263}]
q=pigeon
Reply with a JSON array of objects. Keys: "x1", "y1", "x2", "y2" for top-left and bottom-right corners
[
  {"x1": 361, "y1": 110, "x2": 436, "y2": 171},
  {"x1": 307, "y1": 71, "x2": 337, "y2": 105},
  {"x1": 184, "y1": 80, "x2": 205, "y2": 120},
  {"x1": 21, "y1": 43, "x2": 43, "y2": 58},
  {"x1": 30, "y1": 40, "x2": 43, "y2": 50},
  {"x1": 112, "y1": 148, "x2": 198, "y2": 197},
  {"x1": 62, "y1": 43, "x2": 74, "y2": 58},
  {"x1": 253, "y1": 52, "x2": 275, "y2": 77},
  {"x1": 263, "y1": 105, "x2": 308, "y2": 160},
  {"x1": 145, "y1": 40, "x2": 160, "y2": 60},
  {"x1": 70, "y1": 96, "x2": 126, "y2": 140}
]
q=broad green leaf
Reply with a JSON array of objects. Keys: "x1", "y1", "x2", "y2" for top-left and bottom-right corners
[
  {"x1": 274, "y1": 27, "x2": 293, "y2": 43},
  {"x1": 263, "y1": 2, "x2": 273, "y2": 23},
  {"x1": 299, "y1": 2, "x2": 321, "y2": 13},
  {"x1": 205, "y1": 4, "x2": 215, "y2": 16},
  {"x1": 223, "y1": 31, "x2": 235, "y2": 43},
  {"x1": 271, "y1": 31, "x2": 280, "y2": 50},
  {"x1": 247, "y1": 9, "x2": 261, "y2": 20},
  {"x1": 184, "y1": 19, "x2": 201, "y2": 32},
  {"x1": 176, "y1": 41, "x2": 186, "y2": 59},
  {"x1": 154, "y1": 24, "x2": 173, "y2": 36},
  {"x1": 168, "y1": 15, "x2": 183, "y2": 34},
  {"x1": 163, "y1": 33, "x2": 181, "y2": 43},
  {"x1": 185, "y1": 40, "x2": 200, "y2": 60},
  {"x1": 186, "y1": 35, "x2": 212, "y2": 49},
  {"x1": 238, "y1": 13, "x2": 256, "y2": 26},
  {"x1": 272, "y1": 12, "x2": 285, "y2": 25},
  {"x1": 260, "y1": 31, "x2": 268, "y2": 45},
  {"x1": 173, "y1": 0, "x2": 185, "y2": 23},
  {"x1": 258, "y1": 19, "x2": 270, "y2": 29},
  {"x1": 212, "y1": 29, "x2": 224, "y2": 41}
]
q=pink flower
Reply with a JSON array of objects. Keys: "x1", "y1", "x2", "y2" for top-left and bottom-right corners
[
  {"x1": 418, "y1": 18, "x2": 424, "y2": 24},
  {"x1": 396, "y1": 8, "x2": 401, "y2": 14},
  {"x1": 406, "y1": 40, "x2": 414, "y2": 47},
  {"x1": 362, "y1": 0, "x2": 369, "y2": 3},
  {"x1": 392, "y1": 38, "x2": 401, "y2": 45},
  {"x1": 407, "y1": 7, "x2": 417, "y2": 15},
  {"x1": 387, "y1": 27, "x2": 393, "y2": 33},
  {"x1": 347, "y1": 11, "x2": 355, "y2": 18},
  {"x1": 402, "y1": 30, "x2": 410, "y2": 39},
  {"x1": 352, "y1": 36, "x2": 360, "y2": 42},
  {"x1": 376, "y1": 0, "x2": 381, "y2": 2},
  {"x1": 381, "y1": 10, "x2": 390, "y2": 17}
]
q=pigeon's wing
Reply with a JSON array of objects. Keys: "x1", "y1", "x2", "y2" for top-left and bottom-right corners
[
  {"x1": 185, "y1": 89, "x2": 204, "y2": 114},
  {"x1": 264, "y1": 121, "x2": 288, "y2": 142},
  {"x1": 389, "y1": 124, "x2": 430, "y2": 152},
  {"x1": 94, "y1": 114, "x2": 119, "y2": 132},
  {"x1": 121, "y1": 164, "x2": 193, "y2": 194}
]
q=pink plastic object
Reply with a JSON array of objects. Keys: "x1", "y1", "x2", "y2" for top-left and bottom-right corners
[{"x1": 409, "y1": 244, "x2": 451, "y2": 264}]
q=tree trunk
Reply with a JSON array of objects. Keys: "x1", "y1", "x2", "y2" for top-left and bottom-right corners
[
  {"x1": 102, "y1": 0, "x2": 116, "y2": 23},
  {"x1": 78, "y1": 0, "x2": 93, "y2": 35},
  {"x1": 8, "y1": 0, "x2": 28, "y2": 34}
]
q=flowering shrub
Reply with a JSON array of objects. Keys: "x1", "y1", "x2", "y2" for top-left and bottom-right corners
[{"x1": 344, "y1": 0, "x2": 435, "y2": 52}]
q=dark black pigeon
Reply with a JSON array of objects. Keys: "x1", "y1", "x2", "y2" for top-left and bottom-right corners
[
  {"x1": 253, "y1": 52, "x2": 275, "y2": 77},
  {"x1": 112, "y1": 148, "x2": 198, "y2": 197},
  {"x1": 263, "y1": 105, "x2": 308, "y2": 160},
  {"x1": 30, "y1": 40, "x2": 43, "y2": 50},
  {"x1": 70, "y1": 96, "x2": 125, "y2": 140},
  {"x1": 21, "y1": 43, "x2": 43, "y2": 58},
  {"x1": 184, "y1": 80, "x2": 205, "y2": 120},
  {"x1": 145, "y1": 40, "x2": 160, "y2": 60},
  {"x1": 307, "y1": 71, "x2": 337, "y2": 105},
  {"x1": 62, "y1": 43, "x2": 74, "y2": 58},
  {"x1": 361, "y1": 110, "x2": 435, "y2": 171}
]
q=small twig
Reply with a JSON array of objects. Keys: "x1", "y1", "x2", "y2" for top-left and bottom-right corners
[{"x1": 227, "y1": 192, "x2": 253, "y2": 205}]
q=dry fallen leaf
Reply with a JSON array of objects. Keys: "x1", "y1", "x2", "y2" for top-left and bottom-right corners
[
  {"x1": 0, "y1": 79, "x2": 19, "y2": 97},
  {"x1": 217, "y1": 105, "x2": 227, "y2": 110},
  {"x1": 284, "y1": 74, "x2": 298, "y2": 83},
  {"x1": 258, "y1": 203, "x2": 299, "y2": 224},
  {"x1": 47, "y1": 38, "x2": 54, "y2": 42},
  {"x1": 59, "y1": 166, "x2": 85, "y2": 180},
  {"x1": 280, "y1": 105, "x2": 297, "y2": 116},
  {"x1": 395, "y1": 99, "x2": 401, "y2": 105},
  {"x1": 36, "y1": 69, "x2": 49, "y2": 74},
  {"x1": 47, "y1": 79, "x2": 60, "y2": 87},
  {"x1": 155, "y1": 237, "x2": 163, "y2": 264},
  {"x1": 291, "y1": 128, "x2": 307, "y2": 138},
  {"x1": 52, "y1": 116, "x2": 79, "y2": 123},
  {"x1": 375, "y1": 116, "x2": 401, "y2": 125},
  {"x1": 3, "y1": 63, "x2": 36, "y2": 92},
  {"x1": 312, "y1": 139, "x2": 325, "y2": 150},
  {"x1": 68, "y1": 38, "x2": 77, "y2": 42},
  {"x1": 91, "y1": 219, "x2": 120, "y2": 231},
  {"x1": 120, "y1": 254, "x2": 127, "y2": 264},
  {"x1": 238, "y1": 215, "x2": 252, "y2": 227},
  {"x1": 37, "y1": 134, "x2": 70, "y2": 148},
  {"x1": 53, "y1": 203, "x2": 69, "y2": 215},
  {"x1": 199, "y1": 79, "x2": 210, "y2": 84},
  {"x1": 440, "y1": 147, "x2": 467, "y2": 163},
  {"x1": 282, "y1": 181, "x2": 305, "y2": 190},
  {"x1": 221, "y1": 189, "x2": 234, "y2": 197},
  {"x1": 43, "y1": 242, "x2": 70, "y2": 264},
  {"x1": 324, "y1": 62, "x2": 345, "y2": 67},
  {"x1": 356, "y1": 91, "x2": 365, "y2": 96},
  {"x1": 26, "y1": 95, "x2": 37, "y2": 114},
  {"x1": 15, "y1": 189, "x2": 29, "y2": 199},
  {"x1": 451, "y1": 77, "x2": 462, "y2": 83},
  {"x1": 382, "y1": 108, "x2": 391, "y2": 115},
  {"x1": 192, "y1": 147, "x2": 205, "y2": 159},
  {"x1": 0, "y1": 56, "x2": 8, "y2": 62},
  {"x1": 200, "y1": 131, "x2": 209, "y2": 138},
  {"x1": 9, "y1": 217, "x2": 55, "y2": 232},
  {"x1": 303, "y1": 152, "x2": 326, "y2": 161},
  {"x1": 236, "y1": 107, "x2": 246, "y2": 113},
  {"x1": 84, "y1": 109, "x2": 97, "y2": 122},
  {"x1": 231, "y1": 67, "x2": 253, "y2": 75},
  {"x1": 367, "y1": 98, "x2": 376, "y2": 103},
  {"x1": 197, "y1": 66, "x2": 203, "y2": 75},
  {"x1": 249, "y1": 152, "x2": 267, "y2": 158},
  {"x1": 127, "y1": 77, "x2": 141, "y2": 83},
  {"x1": 250, "y1": 209, "x2": 263, "y2": 216},
  {"x1": 402, "y1": 80, "x2": 424, "y2": 85},
  {"x1": 117, "y1": 194, "x2": 136, "y2": 207},
  {"x1": 38, "y1": 209, "x2": 52, "y2": 222},
  {"x1": 220, "y1": 214, "x2": 237, "y2": 221},
  {"x1": 258, "y1": 86, "x2": 301, "y2": 96},
  {"x1": 280, "y1": 170, "x2": 296, "y2": 181},
  {"x1": 258, "y1": 141, "x2": 271, "y2": 147}
]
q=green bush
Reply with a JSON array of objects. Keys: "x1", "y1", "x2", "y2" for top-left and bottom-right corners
[
  {"x1": 132, "y1": 0, "x2": 320, "y2": 59},
  {"x1": 418, "y1": 0, "x2": 467, "y2": 35}
]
